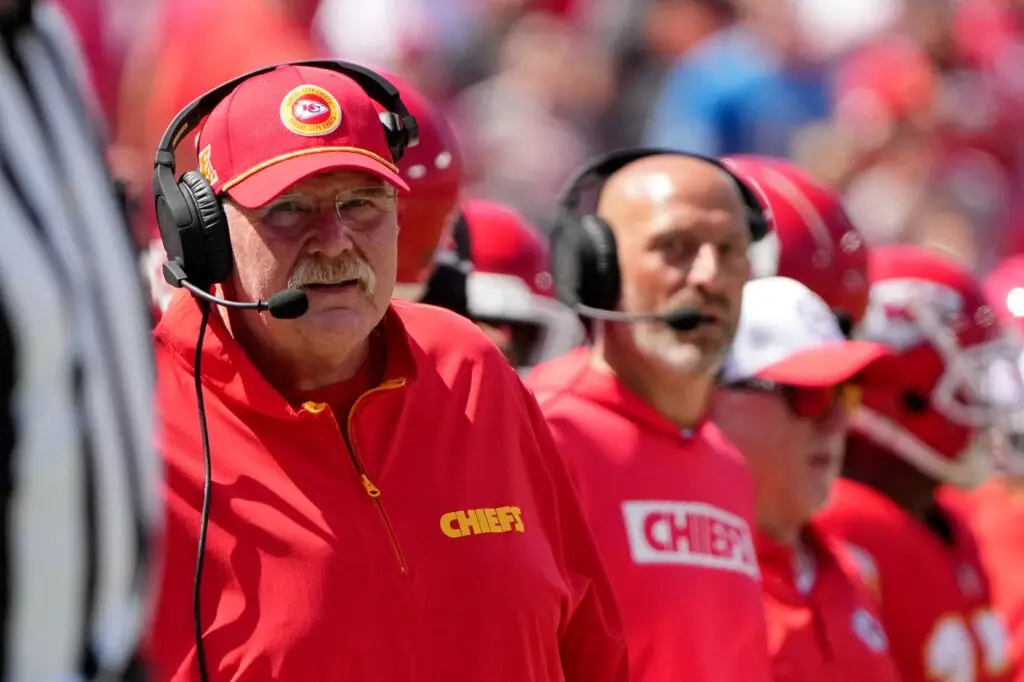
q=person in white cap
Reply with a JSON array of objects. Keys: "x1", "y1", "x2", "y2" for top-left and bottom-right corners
[{"x1": 709, "y1": 276, "x2": 901, "y2": 682}]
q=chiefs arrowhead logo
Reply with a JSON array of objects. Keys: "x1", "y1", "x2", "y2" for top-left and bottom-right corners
[{"x1": 280, "y1": 85, "x2": 342, "y2": 137}]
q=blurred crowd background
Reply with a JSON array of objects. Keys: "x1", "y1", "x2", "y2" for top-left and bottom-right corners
[{"x1": 61, "y1": 0, "x2": 1024, "y2": 275}]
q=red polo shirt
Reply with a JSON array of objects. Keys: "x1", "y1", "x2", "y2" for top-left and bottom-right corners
[
  {"x1": 758, "y1": 522, "x2": 902, "y2": 682},
  {"x1": 819, "y1": 478, "x2": 1016, "y2": 682}
]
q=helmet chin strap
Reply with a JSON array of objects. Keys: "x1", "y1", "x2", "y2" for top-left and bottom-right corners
[{"x1": 851, "y1": 406, "x2": 993, "y2": 490}]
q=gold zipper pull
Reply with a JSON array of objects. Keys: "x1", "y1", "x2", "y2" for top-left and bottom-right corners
[{"x1": 361, "y1": 474, "x2": 382, "y2": 498}]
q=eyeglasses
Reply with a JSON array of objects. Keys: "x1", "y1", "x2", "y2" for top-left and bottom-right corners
[
  {"x1": 722, "y1": 377, "x2": 862, "y2": 421},
  {"x1": 256, "y1": 187, "x2": 397, "y2": 236}
]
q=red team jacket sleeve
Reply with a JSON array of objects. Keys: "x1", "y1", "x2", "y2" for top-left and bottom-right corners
[{"x1": 518, "y1": 382, "x2": 631, "y2": 682}]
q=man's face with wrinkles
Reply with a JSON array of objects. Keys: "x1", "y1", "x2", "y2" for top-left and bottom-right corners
[{"x1": 599, "y1": 155, "x2": 752, "y2": 376}]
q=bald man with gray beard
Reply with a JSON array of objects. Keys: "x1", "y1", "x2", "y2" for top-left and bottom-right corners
[{"x1": 529, "y1": 152, "x2": 773, "y2": 682}]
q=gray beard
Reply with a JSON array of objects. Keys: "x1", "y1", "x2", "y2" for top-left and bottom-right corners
[{"x1": 631, "y1": 321, "x2": 725, "y2": 377}]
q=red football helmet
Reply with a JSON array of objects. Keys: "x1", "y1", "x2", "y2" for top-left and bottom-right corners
[
  {"x1": 851, "y1": 245, "x2": 1023, "y2": 488},
  {"x1": 982, "y1": 255, "x2": 1024, "y2": 473},
  {"x1": 462, "y1": 198, "x2": 584, "y2": 371},
  {"x1": 723, "y1": 155, "x2": 869, "y2": 333},
  {"x1": 379, "y1": 72, "x2": 463, "y2": 302},
  {"x1": 984, "y1": 255, "x2": 1024, "y2": 337}
]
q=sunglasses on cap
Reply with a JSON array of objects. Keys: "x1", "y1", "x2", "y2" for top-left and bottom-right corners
[{"x1": 722, "y1": 377, "x2": 862, "y2": 421}]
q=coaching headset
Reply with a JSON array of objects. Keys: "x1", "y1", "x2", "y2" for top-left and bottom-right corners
[
  {"x1": 550, "y1": 147, "x2": 771, "y2": 331},
  {"x1": 153, "y1": 59, "x2": 419, "y2": 306},
  {"x1": 151, "y1": 60, "x2": 419, "y2": 682}
]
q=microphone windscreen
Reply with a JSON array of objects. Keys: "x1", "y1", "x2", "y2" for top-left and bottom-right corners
[
  {"x1": 663, "y1": 308, "x2": 703, "y2": 332},
  {"x1": 266, "y1": 289, "x2": 309, "y2": 319}
]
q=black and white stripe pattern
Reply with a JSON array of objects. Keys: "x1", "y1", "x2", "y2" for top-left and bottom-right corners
[{"x1": 0, "y1": 3, "x2": 158, "y2": 680}]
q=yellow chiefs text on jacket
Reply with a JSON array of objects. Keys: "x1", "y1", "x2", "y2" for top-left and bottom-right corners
[{"x1": 440, "y1": 506, "x2": 525, "y2": 538}]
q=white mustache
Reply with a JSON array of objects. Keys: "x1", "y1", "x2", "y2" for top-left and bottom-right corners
[{"x1": 288, "y1": 256, "x2": 377, "y2": 295}]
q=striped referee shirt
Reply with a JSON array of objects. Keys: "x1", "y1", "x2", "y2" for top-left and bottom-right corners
[{"x1": 0, "y1": 2, "x2": 158, "y2": 680}]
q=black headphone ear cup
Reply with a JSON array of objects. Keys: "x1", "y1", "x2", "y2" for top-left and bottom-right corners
[
  {"x1": 155, "y1": 60, "x2": 417, "y2": 293},
  {"x1": 550, "y1": 218, "x2": 584, "y2": 308},
  {"x1": 180, "y1": 171, "x2": 233, "y2": 286},
  {"x1": 153, "y1": 164, "x2": 189, "y2": 267},
  {"x1": 725, "y1": 168, "x2": 770, "y2": 241},
  {"x1": 577, "y1": 214, "x2": 620, "y2": 311},
  {"x1": 377, "y1": 111, "x2": 405, "y2": 162},
  {"x1": 742, "y1": 187, "x2": 770, "y2": 241},
  {"x1": 401, "y1": 114, "x2": 420, "y2": 149}
]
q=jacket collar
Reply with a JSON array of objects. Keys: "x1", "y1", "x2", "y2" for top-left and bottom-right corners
[
  {"x1": 155, "y1": 290, "x2": 418, "y2": 418},
  {"x1": 755, "y1": 522, "x2": 836, "y2": 587}
]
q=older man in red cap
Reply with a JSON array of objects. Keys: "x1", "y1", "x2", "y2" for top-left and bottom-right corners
[
  {"x1": 147, "y1": 63, "x2": 627, "y2": 682},
  {"x1": 709, "y1": 276, "x2": 900, "y2": 682}
]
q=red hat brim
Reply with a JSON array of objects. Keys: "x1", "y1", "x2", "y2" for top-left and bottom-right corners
[
  {"x1": 224, "y1": 149, "x2": 410, "y2": 208},
  {"x1": 757, "y1": 341, "x2": 890, "y2": 387}
]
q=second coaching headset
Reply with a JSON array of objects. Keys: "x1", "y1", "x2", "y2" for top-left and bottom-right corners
[{"x1": 528, "y1": 148, "x2": 776, "y2": 682}]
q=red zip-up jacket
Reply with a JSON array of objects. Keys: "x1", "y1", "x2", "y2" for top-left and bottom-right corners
[{"x1": 147, "y1": 291, "x2": 628, "y2": 682}]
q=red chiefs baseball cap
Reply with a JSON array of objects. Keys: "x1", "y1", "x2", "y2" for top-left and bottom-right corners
[{"x1": 194, "y1": 64, "x2": 410, "y2": 208}]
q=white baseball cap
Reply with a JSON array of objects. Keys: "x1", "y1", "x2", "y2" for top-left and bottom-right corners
[{"x1": 720, "y1": 276, "x2": 890, "y2": 387}]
